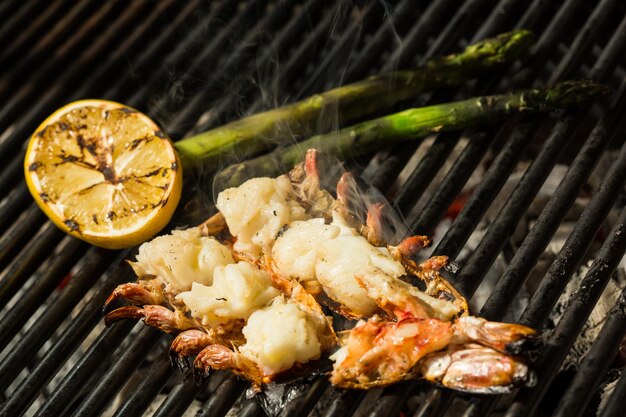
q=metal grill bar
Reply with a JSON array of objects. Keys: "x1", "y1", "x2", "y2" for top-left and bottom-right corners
[
  {"x1": 124, "y1": 0, "x2": 245, "y2": 113},
  {"x1": 505, "y1": 206, "x2": 626, "y2": 417},
  {"x1": 548, "y1": 0, "x2": 622, "y2": 84},
  {"x1": 455, "y1": 115, "x2": 586, "y2": 296},
  {"x1": 32, "y1": 322, "x2": 135, "y2": 417},
  {"x1": 0, "y1": 184, "x2": 31, "y2": 231},
  {"x1": 220, "y1": 0, "x2": 348, "y2": 129},
  {"x1": 0, "y1": 157, "x2": 22, "y2": 196},
  {"x1": 0, "y1": 262, "x2": 133, "y2": 416},
  {"x1": 390, "y1": 0, "x2": 624, "y2": 414},
  {"x1": 392, "y1": 131, "x2": 464, "y2": 215},
  {"x1": 69, "y1": 327, "x2": 163, "y2": 417},
  {"x1": 0, "y1": 0, "x2": 164, "y2": 153},
  {"x1": 0, "y1": 0, "x2": 24, "y2": 27},
  {"x1": 0, "y1": 236, "x2": 82, "y2": 353},
  {"x1": 409, "y1": 130, "x2": 495, "y2": 235},
  {"x1": 150, "y1": 377, "x2": 205, "y2": 417},
  {"x1": 0, "y1": 222, "x2": 63, "y2": 307},
  {"x1": 278, "y1": 378, "x2": 328, "y2": 417},
  {"x1": 0, "y1": 0, "x2": 122, "y2": 141},
  {"x1": 321, "y1": 390, "x2": 365, "y2": 417},
  {"x1": 521, "y1": 139, "x2": 626, "y2": 326},
  {"x1": 165, "y1": 0, "x2": 302, "y2": 134},
  {"x1": 294, "y1": 2, "x2": 383, "y2": 99},
  {"x1": 0, "y1": 0, "x2": 50, "y2": 67},
  {"x1": 481, "y1": 86, "x2": 626, "y2": 320},
  {"x1": 196, "y1": 375, "x2": 246, "y2": 417},
  {"x1": 189, "y1": 0, "x2": 333, "y2": 133},
  {"x1": 0, "y1": 0, "x2": 73, "y2": 70},
  {"x1": 107, "y1": 0, "x2": 212, "y2": 104},
  {"x1": 0, "y1": 204, "x2": 45, "y2": 268},
  {"x1": 111, "y1": 358, "x2": 173, "y2": 417},
  {"x1": 0, "y1": 0, "x2": 72, "y2": 74},
  {"x1": 600, "y1": 367, "x2": 626, "y2": 417},
  {"x1": 0, "y1": 245, "x2": 115, "y2": 390},
  {"x1": 552, "y1": 286, "x2": 626, "y2": 417},
  {"x1": 364, "y1": 382, "x2": 417, "y2": 417},
  {"x1": 434, "y1": 120, "x2": 533, "y2": 257},
  {"x1": 0, "y1": 0, "x2": 95, "y2": 84},
  {"x1": 511, "y1": 0, "x2": 587, "y2": 84},
  {"x1": 342, "y1": 0, "x2": 416, "y2": 82},
  {"x1": 239, "y1": 401, "x2": 265, "y2": 417},
  {"x1": 1, "y1": 1, "x2": 625, "y2": 417},
  {"x1": 382, "y1": 0, "x2": 459, "y2": 72}
]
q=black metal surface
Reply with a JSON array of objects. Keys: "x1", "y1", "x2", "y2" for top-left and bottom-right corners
[
  {"x1": 112, "y1": 358, "x2": 174, "y2": 417},
  {"x1": 150, "y1": 377, "x2": 205, "y2": 417},
  {"x1": 196, "y1": 375, "x2": 246, "y2": 417},
  {"x1": 600, "y1": 366, "x2": 626, "y2": 417},
  {"x1": 552, "y1": 285, "x2": 626, "y2": 417},
  {"x1": 1, "y1": 1, "x2": 626, "y2": 417},
  {"x1": 32, "y1": 322, "x2": 136, "y2": 417},
  {"x1": 505, "y1": 207, "x2": 626, "y2": 417}
]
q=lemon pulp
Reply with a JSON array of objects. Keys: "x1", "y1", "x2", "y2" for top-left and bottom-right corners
[{"x1": 24, "y1": 100, "x2": 182, "y2": 249}]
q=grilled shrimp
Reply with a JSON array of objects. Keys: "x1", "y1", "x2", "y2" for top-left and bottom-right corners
[
  {"x1": 270, "y1": 211, "x2": 407, "y2": 317},
  {"x1": 104, "y1": 227, "x2": 240, "y2": 343},
  {"x1": 329, "y1": 314, "x2": 537, "y2": 391},
  {"x1": 104, "y1": 147, "x2": 538, "y2": 393},
  {"x1": 105, "y1": 227, "x2": 235, "y2": 309},
  {"x1": 188, "y1": 281, "x2": 336, "y2": 388},
  {"x1": 215, "y1": 175, "x2": 309, "y2": 257},
  {"x1": 106, "y1": 252, "x2": 278, "y2": 347},
  {"x1": 420, "y1": 344, "x2": 534, "y2": 394},
  {"x1": 104, "y1": 218, "x2": 336, "y2": 387},
  {"x1": 330, "y1": 268, "x2": 537, "y2": 391}
]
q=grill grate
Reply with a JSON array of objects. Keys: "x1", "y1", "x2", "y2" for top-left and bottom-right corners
[{"x1": 1, "y1": 1, "x2": 626, "y2": 417}]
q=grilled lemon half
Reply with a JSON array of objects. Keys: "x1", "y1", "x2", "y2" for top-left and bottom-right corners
[{"x1": 24, "y1": 99, "x2": 182, "y2": 249}]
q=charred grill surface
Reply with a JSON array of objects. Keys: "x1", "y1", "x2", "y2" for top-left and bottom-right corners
[{"x1": 1, "y1": 1, "x2": 626, "y2": 417}]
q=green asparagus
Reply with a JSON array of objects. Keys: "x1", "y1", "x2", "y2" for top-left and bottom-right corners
[
  {"x1": 174, "y1": 30, "x2": 534, "y2": 170},
  {"x1": 213, "y1": 81, "x2": 608, "y2": 190}
]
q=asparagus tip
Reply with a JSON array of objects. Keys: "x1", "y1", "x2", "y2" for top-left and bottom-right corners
[
  {"x1": 431, "y1": 29, "x2": 535, "y2": 71},
  {"x1": 547, "y1": 80, "x2": 610, "y2": 107},
  {"x1": 467, "y1": 29, "x2": 535, "y2": 66}
]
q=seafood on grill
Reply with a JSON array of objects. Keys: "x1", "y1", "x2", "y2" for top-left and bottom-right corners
[
  {"x1": 103, "y1": 148, "x2": 538, "y2": 393},
  {"x1": 106, "y1": 237, "x2": 336, "y2": 384},
  {"x1": 176, "y1": 279, "x2": 336, "y2": 386},
  {"x1": 329, "y1": 273, "x2": 537, "y2": 390}
]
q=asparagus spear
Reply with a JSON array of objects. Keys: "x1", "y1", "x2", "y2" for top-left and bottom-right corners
[
  {"x1": 174, "y1": 30, "x2": 534, "y2": 170},
  {"x1": 214, "y1": 81, "x2": 608, "y2": 190}
]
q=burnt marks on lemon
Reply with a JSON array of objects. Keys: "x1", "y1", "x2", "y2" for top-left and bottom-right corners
[
  {"x1": 28, "y1": 162, "x2": 42, "y2": 171},
  {"x1": 64, "y1": 219, "x2": 80, "y2": 233}
]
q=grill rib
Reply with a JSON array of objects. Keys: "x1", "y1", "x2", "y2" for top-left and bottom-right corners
[
  {"x1": 1, "y1": 1, "x2": 625, "y2": 417},
  {"x1": 506, "y1": 206, "x2": 626, "y2": 417}
]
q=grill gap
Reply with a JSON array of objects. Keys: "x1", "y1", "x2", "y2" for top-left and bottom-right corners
[{"x1": 0, "y1": 1, "x2": 625, "y2": 417}]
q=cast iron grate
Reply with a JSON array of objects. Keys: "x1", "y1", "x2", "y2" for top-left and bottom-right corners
[{"x1": 1, "y1": 1, "x2": 625, "y2": 417}]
